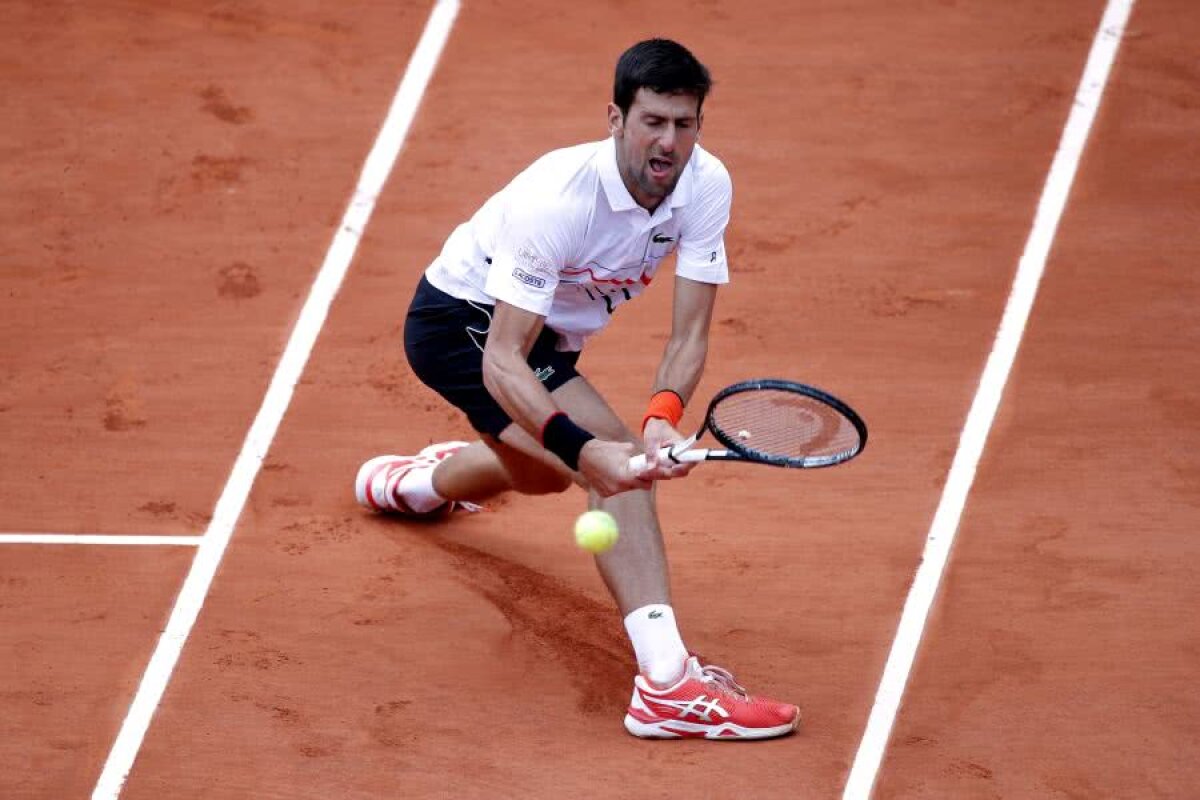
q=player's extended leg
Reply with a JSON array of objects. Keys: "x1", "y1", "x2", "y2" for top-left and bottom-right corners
[
  {"x1": 355, "y1": 436, "x2": 571, "y2": 516},
  {"x1": 548, "y1": 376, "x2": 671, "y2": 616},
  {"x1": 551, "y1": 376, "x2": 801, "y2": 739}
]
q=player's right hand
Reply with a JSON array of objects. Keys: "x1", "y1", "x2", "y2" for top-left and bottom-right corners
[
  {"x1": 640, "y1": 417, "x2": 698, "y2": 480},
  {"x1": 577, "y1": 439, "x2": 653, "y2": 497}
]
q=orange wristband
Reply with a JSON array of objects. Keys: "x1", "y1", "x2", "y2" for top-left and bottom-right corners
[{"x1": 641, "y1": 390, "x2": 684, "y2": 432}]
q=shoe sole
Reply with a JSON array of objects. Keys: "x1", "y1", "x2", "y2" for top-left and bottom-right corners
[
  {"x1": 356, "y1": 455, "x2": 403, "y2": 510},
  {"x1": 356, "y1": 455, "x2": 439, "y2": 512},
  {"x1": 623, "y1": 712, "x2": 800, "y2": 740}
]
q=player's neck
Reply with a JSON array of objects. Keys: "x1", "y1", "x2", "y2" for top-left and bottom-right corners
[{"x1": 616, "y1": 162, "x2": 665, "y2": 213}]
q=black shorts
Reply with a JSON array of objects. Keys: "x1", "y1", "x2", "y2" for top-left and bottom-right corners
[{"x1": 404, "y1": 274, "x2": 582, "y2": 437}]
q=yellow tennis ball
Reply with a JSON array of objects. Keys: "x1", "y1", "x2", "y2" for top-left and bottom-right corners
[{"x1": 574, "y1": 510, "x2": 619, "y2": 554}]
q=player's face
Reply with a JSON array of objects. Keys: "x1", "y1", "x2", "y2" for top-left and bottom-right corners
[{"x1": 609, "y1": 88, "x2": 702, "y2": 212}]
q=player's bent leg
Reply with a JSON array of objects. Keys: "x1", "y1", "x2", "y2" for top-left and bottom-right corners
[
  {"x1": 356, "y1": 435, "x2": 572, "y2": 516},
  {"x1": 426, "y1": 440, "x2": 518, "y2": 500},
  {"x1": 423, "y1": 428, "x2": 576, "y2": 502},
  {"x1": 489, "y1": 426, "x2": 576, "y2": 495}
]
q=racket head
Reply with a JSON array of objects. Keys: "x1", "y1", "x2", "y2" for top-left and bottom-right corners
[{"x1": 703, "y1": 379, "x2": 867, "y2": 468}]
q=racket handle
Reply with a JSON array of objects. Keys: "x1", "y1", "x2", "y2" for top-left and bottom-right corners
[{"x1": 628, "y1": 447, "x2": 706, "y2": 472}]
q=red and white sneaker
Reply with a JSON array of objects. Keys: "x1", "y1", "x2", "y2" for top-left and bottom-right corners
[
  {"x1": 624, "y1": 656, "x2": 800, "y2": 740},
  {"x1": 355, "y1": 454, "x2": 439, "y2": 515},
  {"x1": 354, "y1": 441, "x2": 474, "y2": 516}
]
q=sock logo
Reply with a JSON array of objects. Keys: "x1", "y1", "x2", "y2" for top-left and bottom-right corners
[{"x1": 648, "y1": 610, "x2": 663, "y2": 619}]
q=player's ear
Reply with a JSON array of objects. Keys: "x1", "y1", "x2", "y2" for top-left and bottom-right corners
[{"x1": 607, "y1": 102, "x2": 624, "y2": 137}]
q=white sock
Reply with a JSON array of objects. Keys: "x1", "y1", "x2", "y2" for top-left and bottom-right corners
[
  {"x1": 624, "y1": 604, "x2": 689, "y2": 688},
  {"x1": 395, "y1": 463, "x2": 447, "y2": 513}
]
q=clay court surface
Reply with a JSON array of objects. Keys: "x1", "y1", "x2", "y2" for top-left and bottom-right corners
[{"x1": 2, "y1": 1, "x2": 1198, "y2": 797}]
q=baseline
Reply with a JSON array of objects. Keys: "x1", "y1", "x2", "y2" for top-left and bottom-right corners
[
  {"x1": 89, "y1": 2, "x2": 461, "y2": 798},
  {"x1": 841, "y1": 1, "x2": 1136, "y2": 797}
]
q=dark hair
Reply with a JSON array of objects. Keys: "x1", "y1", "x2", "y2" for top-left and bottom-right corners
[{"x1": 613, "y1": 39, "x2": 712, "y2": 116}]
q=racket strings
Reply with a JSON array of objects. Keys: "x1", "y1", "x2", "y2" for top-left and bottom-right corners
[{"x1": 710, "y1": 389, "x2": 862, "y2": 465}]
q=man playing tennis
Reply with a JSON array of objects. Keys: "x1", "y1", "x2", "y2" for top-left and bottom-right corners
[{"x1": 356, "y1": 39, "x2": 799, "y2": 739}]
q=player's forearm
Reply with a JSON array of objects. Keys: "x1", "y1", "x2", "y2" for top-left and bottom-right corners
[
  {"x1": 480, "y1": 301, "x2": 565, "y2": 440},
  {"x1": 482, "y1": 329, "x2": 624, "y2": 483},
  {"x1": 652, "y1": 332, "x2": 708, "y2": 404},
  {"x1": 655, "y1": 276, "x2": 718, "y2": 404},
  {"x1": 481, "y1": 344, "x2": 560, "y2": 440}
]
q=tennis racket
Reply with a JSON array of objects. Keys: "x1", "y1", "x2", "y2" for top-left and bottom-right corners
[{"x1": 629, "y1": 379, "x2": 867, "y2": 471}]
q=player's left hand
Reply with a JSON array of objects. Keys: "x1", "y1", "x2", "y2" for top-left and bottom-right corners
[{"x1": 638, "y1": 417, "x2": 698, "y2": 480}]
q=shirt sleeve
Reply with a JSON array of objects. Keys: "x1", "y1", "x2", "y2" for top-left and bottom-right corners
[
  {"x1": 483, "y1": 198, "x2": 576, "y2": 316},
  {"x1": 675, "y1": 159, "x2": 733, "y2": 285}
]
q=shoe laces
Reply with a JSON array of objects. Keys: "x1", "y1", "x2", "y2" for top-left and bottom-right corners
[
  {"x1": 697, "y1": 663, "x2": 748, "y2": 700},
  {"x1": 385, "y1": 455, "x2": 437, "y2": 476}
]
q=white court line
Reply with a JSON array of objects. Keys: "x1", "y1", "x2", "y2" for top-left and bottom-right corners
[
  {"x1": 0, "y1": 534, "x2": 202, "y2": 546},
  {"x1": 90, "y1": 2, "x2": 461, "y2": 797},
  {"x1": 842, "y1": 1, "x2": 1135, "y2": 798}
]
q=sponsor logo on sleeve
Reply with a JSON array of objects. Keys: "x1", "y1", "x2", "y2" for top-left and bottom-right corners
[{"x1": 513, "y1": 267, "x2": 546, "y2": 288}]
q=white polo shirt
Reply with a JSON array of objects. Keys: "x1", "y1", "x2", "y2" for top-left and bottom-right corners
[{"x1": 424, "y1": 137, "x2": 732, "y2": 352}]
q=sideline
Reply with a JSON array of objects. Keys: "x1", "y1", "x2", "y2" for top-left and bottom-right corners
[
  {"x1": 841, "y1": 1, "x2": 1136, "y2": 797},
  {"x1": 90, "y1": 2, "x2": 462, "y2": 797}
]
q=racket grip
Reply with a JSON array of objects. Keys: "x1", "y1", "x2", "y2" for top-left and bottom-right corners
[{"x1": 628, "y1": 447, "x2": 706, "y2": 472}]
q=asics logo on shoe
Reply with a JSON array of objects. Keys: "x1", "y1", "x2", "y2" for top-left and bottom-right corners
[{"x1": 648, "y1": 695, "x2": 728, "y2": 722}]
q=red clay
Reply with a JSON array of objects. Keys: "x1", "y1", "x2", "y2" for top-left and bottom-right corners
[
  {"x1": 1, "y1": 1, "x2": 1192, "y2": 799},
  {"x1": 0, "y1": 547, "x2": 192, "y2": 800},
  {"x1": 876, "y1": 1, "x2": 1200, "y2": 796}
]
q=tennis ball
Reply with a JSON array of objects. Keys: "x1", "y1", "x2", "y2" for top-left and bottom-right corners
[{"x1": 574, "y1": 510, "x2": 619, "y2": 554}]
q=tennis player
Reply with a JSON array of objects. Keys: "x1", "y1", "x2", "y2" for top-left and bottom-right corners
[{"x1": 356, "y1": 39, "x2": 799, "y2": 739}]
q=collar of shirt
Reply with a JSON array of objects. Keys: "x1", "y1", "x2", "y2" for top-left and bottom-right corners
[{"x1": 597, "y1": 137, "x2": 694, "y2": 226}]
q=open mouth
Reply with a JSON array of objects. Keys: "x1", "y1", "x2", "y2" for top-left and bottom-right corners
[{"x1": 648, "y1": 157, "x2": 673, "y2": 178}]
